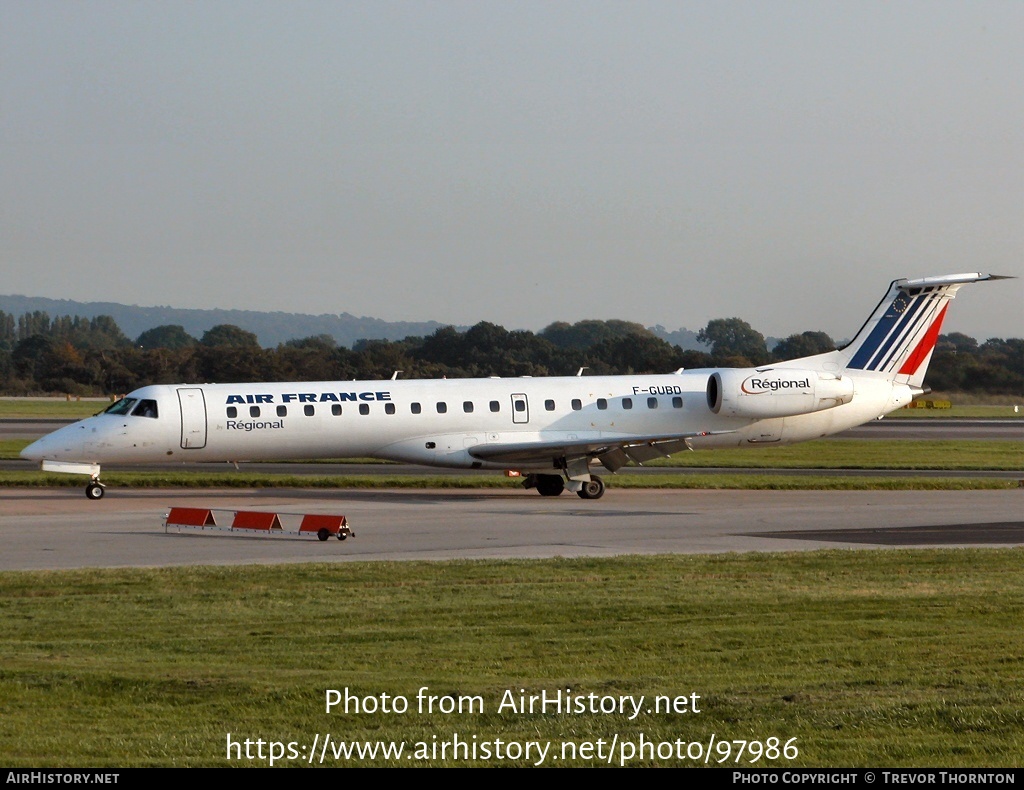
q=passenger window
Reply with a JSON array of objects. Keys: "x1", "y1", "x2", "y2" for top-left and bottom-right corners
[
  {"x1": 132, "y1": 400, "x2": 158, "y2": 419},
  {"x1": 672, "y1": 396, "x2": 683, "y2": 409},
  {"x1": 227, "y1": 406, "x2": 237, "y2": 419},
  {"x1": 571, "y1": 399, "x2": 582, "y2": 411},
  {"x1": 463, "y1": 401, "x2": 474, "y2": 413},
  {"x1": 411, "y1": 402, "x2": 421, "y2": 414},
  {"x1": 304, "y1": 405, "x2": 315, "y2": 416},
  {"x1": 597, "y1": 398, "x2": 607, "y2": 410},
  {"x1": 277, "y1": 405, "x2": 287, "y2": 417},
  {"x1": 544, "y1": 399, "x2": 555, "y2": 411},
  {"x1": 622, "y1": 398, "x2": 632, "y2": 410},
  {"x1": 437, "y1": 402, "x2": 447, "y2": 414},
  {"x1": 332, "y1": 404, "x2": 342, "y2": 416},
  {"x1": 648, "y1": 397, "x2": 658, "y2": 409},
  {"x1": 489, "y1": 401, "x2": 500, "y2": 412},
  {"x1": 249, "y1": 406, "x2": 260, "y2": 418},
  {"x1": 359, "y1": 404, "x2": 369, "y2": 415},
  {"x1": 385, "y1": 403, "x2": 396, "y2": 415},
  {"x1": 514, "y1": 399, "x2": 526, "y2": 412}
]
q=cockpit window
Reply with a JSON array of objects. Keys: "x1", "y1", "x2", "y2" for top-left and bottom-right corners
[
  {"x1": 104, "y1": 398, "x2": 138, "y2": 416},
  {"x1": 132, "y1": 399, "x2": 159, "y2": 419}
]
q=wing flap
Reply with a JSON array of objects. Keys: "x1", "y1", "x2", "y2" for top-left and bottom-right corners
[
  {"x1": 468, "y1": 431, "x2": 728, "y2": 472},
  {"x1": 621, "y1": 442, "x2": 677, "y2": 465}
]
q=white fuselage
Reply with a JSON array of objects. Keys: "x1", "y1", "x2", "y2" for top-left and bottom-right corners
[
  {"x1": 22, "y1": 369, "x2": 909, "y2": 472},
  {"x1": 19, "y1": 271, "x2": 997, "y2": 500}
]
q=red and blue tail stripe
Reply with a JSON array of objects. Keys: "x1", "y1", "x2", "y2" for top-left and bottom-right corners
[
  {"x1": 837, "y1": 271, "x2": 1008, "y2": 384},
  {"x1": 845, "y1": 285, "x2": 949, "y2": 375}
]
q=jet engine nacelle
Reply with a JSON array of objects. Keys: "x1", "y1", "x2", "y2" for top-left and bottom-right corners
[{"x1": 707, "y1": 368, "x2": 855, "y2": 419}]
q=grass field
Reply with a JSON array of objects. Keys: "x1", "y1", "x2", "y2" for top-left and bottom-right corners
[
  {"x1": 888, "y1": 405, "x2": 1021, "y2": 419},
  {"x1": 0, "y1": 398, "x2": 111, "y2": 419},
  {"x1": 4, "y1": 438, "x2": 1022, "y2": 470},
  {"x1": 640, "y1": 439, "x2": 1023, "y2": 470},
  {"x1": 1, "y1": 551, "x2": 1022, "y2": 767},
  {"x1": 4, "y1": 434, "x2": 1020, "y2": 492}
]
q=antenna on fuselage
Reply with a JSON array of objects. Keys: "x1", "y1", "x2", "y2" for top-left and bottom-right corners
[
  {"x1": 391, "y1": 370, "x2": 402, "y2": 380},
  {"x1": 576, "y1": 367, "x2": 588, "y2": 377}
]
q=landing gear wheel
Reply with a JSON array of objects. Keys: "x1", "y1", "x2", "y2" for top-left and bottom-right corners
[
  {"x1": 536, "y1": 475, "x2": 565, "y2": 497},
  {"x1": 577, "y1": 476, "x2": 605, "y2": 500},
  {"x1": 85, "y1": 482, "x2": 105, "y2": 501},
  {"x1": 317, "y1": 528, "x2": 331, "y2": 542}
]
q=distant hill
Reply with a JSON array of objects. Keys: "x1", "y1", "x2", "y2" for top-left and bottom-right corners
[
  {"x1": 0, "y1": 295, "x2": 458, "y2": 348},
  {"x1": 647, "y1": 325, "x2": 704, "y2": 351},
  {"x1": 0, "y1": 294, "x2": 708, "y2": 351}
]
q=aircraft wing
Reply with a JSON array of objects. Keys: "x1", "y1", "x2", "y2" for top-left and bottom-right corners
[{"x1": 468, "y1": 430, "x2": 732, "y2": 473}]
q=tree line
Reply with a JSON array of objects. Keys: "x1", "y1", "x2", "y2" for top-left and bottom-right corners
[{"x1": 0, "y1": 310, "x2": 1019, "y2": 396}]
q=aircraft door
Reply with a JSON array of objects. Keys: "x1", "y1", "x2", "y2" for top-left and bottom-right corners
[
  {"x1": 177, "y1": 388, "x2": 208, "y2": 449},
  {"x1": 511, "y1": 393, "x2": 529, "y2": 424}
]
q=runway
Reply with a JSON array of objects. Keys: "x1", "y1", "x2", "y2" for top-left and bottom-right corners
[{"x1": 1, "y1": 487, "x2": 1020, "y2": 571}]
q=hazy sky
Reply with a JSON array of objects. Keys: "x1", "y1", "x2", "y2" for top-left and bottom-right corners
[{"x1": 1, "y1": 1, "x2": 1021, "y2": 340}]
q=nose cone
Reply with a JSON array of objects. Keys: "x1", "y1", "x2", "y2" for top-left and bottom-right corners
[
  {"x1": 20, "y1": 437, "x2": 46, "y2": 462},
  {"x1": 19, "y1": 420, "x2": 88, "y2": 463}
]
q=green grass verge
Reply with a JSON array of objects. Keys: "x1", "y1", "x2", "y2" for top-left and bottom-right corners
[
  {"x1": 5, "y1": 438, "x2": 1022, "y2": 470},
  {"x1": 0, "y1": 439, "x2": 27, "y2": 458},
  {"x1": 641, "y1": 439, "x2": 1023, "y2": 470},
  {"x1": 0, "y1": 439, "x2": 393, "y2": 465},
  {"x1": 888, "y1": 404, "x2": 1022, "y2": 419},
  {"x1": 0, "y1": 398, "x2": 110, "y2": 419},
  {"x1": 1, "y1": 551, "x2": 1022, "y2": 766}
]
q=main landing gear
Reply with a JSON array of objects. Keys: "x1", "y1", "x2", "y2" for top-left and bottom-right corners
[
  {"x1": 525, "y1": 473, "x2": 606, "y2": 500},
  {"x1": 577, "y1": 477, "x2": 605, "y2": 500},
  {"x1": 535, "y1": 474, "x2": 565, "y2": 497}
]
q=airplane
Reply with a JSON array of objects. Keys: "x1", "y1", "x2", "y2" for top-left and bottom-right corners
[{"x1": 20, "y1": 272, "x2": 1005, "y2": 501}]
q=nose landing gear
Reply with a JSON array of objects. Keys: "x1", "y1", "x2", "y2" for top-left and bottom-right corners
[{"x1": 85, "y1": 479, "x2": 106, "y2": 500}]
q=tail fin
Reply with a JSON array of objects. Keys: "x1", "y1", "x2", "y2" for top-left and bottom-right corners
[{"x1": 839, "y1": 273, "x2": 1006, "y2": 388}]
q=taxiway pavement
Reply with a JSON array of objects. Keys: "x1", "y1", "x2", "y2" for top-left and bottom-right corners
[{"x1": 1, "y1": 487, "x2": 1020, "y2": 571}]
